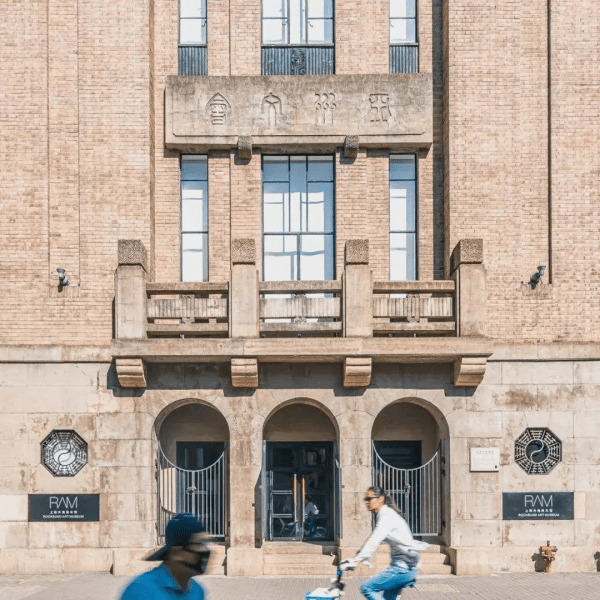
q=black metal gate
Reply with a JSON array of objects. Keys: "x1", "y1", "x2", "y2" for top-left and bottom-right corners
[
  {"x1": 372, "y1": 442, "x2": 442, "y2": 536},
  {"x1": 157, "y1": 443, "x2": 227, "y2": 541}
]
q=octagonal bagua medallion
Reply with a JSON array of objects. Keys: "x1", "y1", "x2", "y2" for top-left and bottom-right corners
[
  {"x1": 41, "y1": 430, "x2": 88, "y2": 477},
  {"x1": 514, "y1": 428, "x2": 561, "y2": 475}
]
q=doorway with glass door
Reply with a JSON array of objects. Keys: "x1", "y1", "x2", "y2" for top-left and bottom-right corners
[{"x1": 266, "y1": 441, "x2": 334, "y2": 541}]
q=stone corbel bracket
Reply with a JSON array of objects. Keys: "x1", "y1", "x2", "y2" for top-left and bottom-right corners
[
  {"x1": 454, "y1": 356, "x2": 487, "y2": 387},
  {"x1": 344, "y1": 135, "x2": 359, "y2": 159},
  {"x1": 237, "y1": 136, "x2": 252, "y2": 160},
  {"x1": 116, "y1": 358, "x2": 147, "y2": 388},
  {"x1": 343, "y1": 357, "x2": 372, "y2": 387},
  {"x1": 231, "y1": 358, "x2": 258, "y2": 388}
]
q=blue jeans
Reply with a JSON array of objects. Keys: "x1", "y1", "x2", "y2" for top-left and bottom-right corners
[{"x1": 360, "y1": 565, "x2": 417, "y2": 600}]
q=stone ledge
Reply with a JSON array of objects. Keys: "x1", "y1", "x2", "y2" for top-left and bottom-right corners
[
  {"x1": 112, "y1": 337, "x2": 493, "y2": 365},
  {"x1": 0, "y1": 345, "x2": 112, "y2": 363}
]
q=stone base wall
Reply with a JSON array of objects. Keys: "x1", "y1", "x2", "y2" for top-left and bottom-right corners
[{"x1": 0, "y1": 347, "x2": 598, "y2": 575}]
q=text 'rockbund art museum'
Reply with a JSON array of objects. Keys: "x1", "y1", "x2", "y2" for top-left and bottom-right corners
[{"x1": 0, "y1": 0, "x2": 599, "y2": 577}]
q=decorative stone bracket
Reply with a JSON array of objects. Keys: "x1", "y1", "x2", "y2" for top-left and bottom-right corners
[
  {"x1": 343, "y1": 357, "x2": 372, "y2": 387},
  {"x1": 116, "y1": 358, "x2": 147, "y2": 388},
  {"x1": 237, "y1": 136, "x2": 252, "y2": 160},
  {"x1": 344, "y1": 135, "x2": 359, "y2": 159},
  {"x1": 453, "y1": 356, "x2": 487, "y2": 387},
  {"x1": 231, "y1": 358, "x2": 258, "y2": 388}
]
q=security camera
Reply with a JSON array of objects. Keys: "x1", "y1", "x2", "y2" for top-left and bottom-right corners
[
  {"x1": 528, "y1": 265, "x2": 546, "y2": 288},
  {"x1": 57, "y1": 268, "x2": 70, "y2": 287}
]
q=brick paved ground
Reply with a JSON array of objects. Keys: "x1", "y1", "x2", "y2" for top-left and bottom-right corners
[{"x1": 0, "y1": 571, "x2": 598, "y2": 600}]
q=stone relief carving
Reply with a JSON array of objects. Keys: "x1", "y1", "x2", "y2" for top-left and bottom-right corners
[
  {"x1": 262, "y1": 92, "x2": 282, "y2": 127},
  {"x1": 290, "y1": 48, "x2": 307, "y2": 75},
  {"x1": 206, "y1": 93, "x2": 231, "y2": 125},
  {"x1": 369, "y1": 93, "x2": 392, "y2": 122},
  {"x1": 315, "y1": 92, "x2": 336, "y2": 125}
]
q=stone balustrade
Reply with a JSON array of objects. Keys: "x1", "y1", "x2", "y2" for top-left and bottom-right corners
[{"x1": 112, "y1": 238, "x2": 492, "y2": 389}]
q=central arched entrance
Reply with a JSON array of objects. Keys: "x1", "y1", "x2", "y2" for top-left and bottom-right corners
[{"x1": 262, "y1": 401, "x2": 339, "y2": 542}]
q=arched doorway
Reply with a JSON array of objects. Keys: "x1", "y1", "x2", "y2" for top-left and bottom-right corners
[
  {"x1": 262, "y1": 402, "x2": 340, "y2": 542},
  {"x1": 156, "y1": 402, "x2": 230, "y2": 540},
  {"x1": 371, "y1": 400, "x2": 447, "y2": 539}
]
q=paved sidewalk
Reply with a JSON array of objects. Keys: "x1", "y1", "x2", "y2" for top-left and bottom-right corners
[{"x1": 0, "y1": 571, "x2": 598, "y2": 600}]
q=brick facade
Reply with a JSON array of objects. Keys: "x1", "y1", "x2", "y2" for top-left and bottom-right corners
[
  {"x1": 4, "y1": 1, "x2": 595, "y2": 344},
  {"x1": 1, "y1": 0, "x2": 599, "y2": 578}
]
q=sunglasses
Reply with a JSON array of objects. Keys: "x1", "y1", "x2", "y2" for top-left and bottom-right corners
[{"x1": 364, "y1": 496, "x2": 380, "y2": 502}]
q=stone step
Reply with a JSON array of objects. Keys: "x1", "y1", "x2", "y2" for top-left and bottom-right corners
[
  {"x1": 205, "y1": 544, "x2": 227, "y2": 576},
  {"x1": 265, "y1": 553, "x2": 337, "y2": 565},
  {"x1": 263, "y1": 542, "x2": 338, "y2": 555},
  {"x1": 420, "y1": 552, "x2": 449, "y2": 564},
  {"x1": 419, "y1": 563, "x2": 453, "y2": 575},
  {"x1": 421, "y1": 544, "x2": 444, "y2": 554}
]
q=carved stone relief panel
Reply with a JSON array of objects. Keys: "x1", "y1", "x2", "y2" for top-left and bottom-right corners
[{"x1": 167, "y1": 74, "x2": 433, "y2": 150}]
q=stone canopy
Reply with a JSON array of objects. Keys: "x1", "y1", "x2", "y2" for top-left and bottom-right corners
[{"x1": 165, "y1": 74, "x2": 433, "y2": 151}]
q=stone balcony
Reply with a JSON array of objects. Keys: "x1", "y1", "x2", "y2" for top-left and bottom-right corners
[
  {"x1": 165, "y1": 74, "x2": 433, "y2": 154},
  {"x1": 111, "y1": 239, "x2": 492, "y2": 390}
]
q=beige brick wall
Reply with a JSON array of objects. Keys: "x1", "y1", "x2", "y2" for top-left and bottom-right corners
[
  {"x1": 208, "y1": 152, "x2": 231, "y2": 281},
  {"x1": 0, "y1": 0, "x2": 151, "y2": 345},
  {"x1": 444, "y1": 0, "x2": 600, "y2": 341},
  {"x1": 208, "y1": 0, "x2": 231, "y2": 76},
  {"x1": 153, "y1": 0, "x2": 181, "y2": 282},
  {"x1": 2, "y1": 0, "x2": 599, "y2": 344},
  {"x1": 230, "y1": 151, "x2": 263, "y2": 267},
  {"x1": 230, "y1": 0, "x2": 261, "y2": 76},
  {"x1": 336, "y1": 0, "x2": 388, "y2": 74}
]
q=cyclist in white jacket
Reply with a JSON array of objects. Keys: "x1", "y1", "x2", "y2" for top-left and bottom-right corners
[{"x1": 339, "y1": 486, "x2": 428, "y2": 600}]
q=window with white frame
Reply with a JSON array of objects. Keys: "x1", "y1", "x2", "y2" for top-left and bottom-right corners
[
  {"x1": 181, "y1": 155, "x2": 208, "y2": 282},
  {"x1": 180, "y1": 0, "x2": 207, "y2": 45},
  {"x1": 262, "y1": 0, "x2": 334, "y2": 45},
  {"x1": 390, "y1": 0, "x2": 417, "y2": 44},
  {"x1": 262, "y1": 156, "x2": 334, "y2": 281},
  {"x1": 390, "y1": 155, "x2": 417, "y2": 280}
]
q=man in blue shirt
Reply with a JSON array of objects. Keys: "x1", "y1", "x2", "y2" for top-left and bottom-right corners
[{"x1": 121, "y1": 514, "x2": 210, "y2": 600}]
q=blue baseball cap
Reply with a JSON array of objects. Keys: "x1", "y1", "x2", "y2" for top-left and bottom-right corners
[{"x1": 146, "y1": 513, "x2": 206, "y2": 561}]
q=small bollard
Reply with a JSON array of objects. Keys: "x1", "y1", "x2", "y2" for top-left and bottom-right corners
[{"x1": 539, "y1": 540, "x2": 557, "y2": 573}]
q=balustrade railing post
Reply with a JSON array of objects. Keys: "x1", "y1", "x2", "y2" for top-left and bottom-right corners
[
  {"x1": 114, "y1": 240, "x2": 148, "y2": 388},
  {"x1": 451, "y1": 239, "x2": 486, "y2": 337},
  {"x1": 230, "y1": 239, "x2": 259, "y2": 388},
  {"x1": 115, "y1": 240, "x2": 148, "y2": 339},
  {"x1": 343, "y1": 239, "x2": 373, "y2": 337},
  {"x1": 342, "y1": 240, "x2": 373, "y2": 387},
  {"x1": 230, "y1": 238, "x2": 259, "y2": 338}
]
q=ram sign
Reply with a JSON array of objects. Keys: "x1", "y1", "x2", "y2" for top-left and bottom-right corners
[
  {"x1": 502, "y1": 492, "x2": 574, "y2": 520},
  {"x1": 28, "y1": 494, "x2": 100, "y2": 522}
]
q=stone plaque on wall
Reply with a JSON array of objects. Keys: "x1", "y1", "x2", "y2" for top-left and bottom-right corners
[
  {"x1": 502, "y1": 492, "x2": 574, "y2": 520},
  {"x1": 470, "y1": 447, "x2": 500, "y2": 472},
  {"x1": 166, "y1": 74, "x2": 433, "y2": 151},
  {"x1": 28, "y1": 494, "x2": 100, "y2": 522}
]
